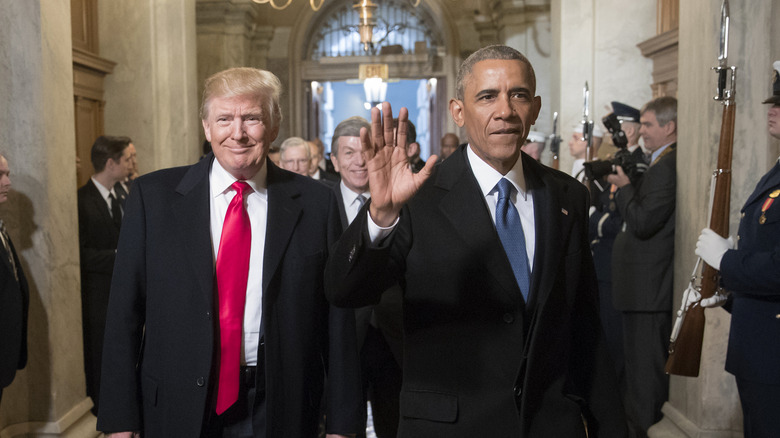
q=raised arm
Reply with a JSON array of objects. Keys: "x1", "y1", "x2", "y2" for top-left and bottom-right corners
[{"x1": 364, "y1": 102, "x2": 437, "y2": 227}]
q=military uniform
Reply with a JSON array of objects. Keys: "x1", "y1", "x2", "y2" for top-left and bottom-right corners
[{"x1": 719, "y1": 159, "x2": 780, "y2": 437}]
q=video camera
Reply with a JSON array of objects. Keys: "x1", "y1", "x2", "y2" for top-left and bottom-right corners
[{"x1": 583, "y1": 112, "x2": 647, "y2": 186}]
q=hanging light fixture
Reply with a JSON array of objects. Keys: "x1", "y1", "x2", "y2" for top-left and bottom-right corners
[
  {"x1": 250, "y1": 0, "x2": 419, "y2": 15},
  {"x1": 353, "y1": 0, "x2": 378, "y2": 51}
]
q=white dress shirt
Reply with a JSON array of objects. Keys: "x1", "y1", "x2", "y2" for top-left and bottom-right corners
[
  {"x1": 209, "y1": 159, "x2": 268, "y2": 366},
  {"x1": 339, "y1": 181, "x2": 370, "y2": 226},
  {"x1": 368, "y1": 145, "x2": 535, "y2": 271},
  {"x1": 91, "y1": 176, "x2": 121, "y2": 217},
  {"x1": 650, "y1": 142, "x2": 673, "y2": 164}
]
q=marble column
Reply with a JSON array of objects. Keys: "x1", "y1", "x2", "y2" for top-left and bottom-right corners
[
  {"x1": 552, "y1": 0, "x2": 655, "y2": 174},
  {"x1": 492, "y1": 0, "x2": 553, "y2": 138},
  {"x1": 652, "y1": 1, "x2": 780, "y2": 435},
  {"x1": 0, "y1": 1, "x2": 97, "y2": 436},
  {"x1": 196, "y1": 0, "x2": 261, "y2": 146},
  {"x1": 100, "y1": 0, "x2": 201, "y2": 170}
]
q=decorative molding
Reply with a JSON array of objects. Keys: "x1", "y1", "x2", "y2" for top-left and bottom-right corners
[
  {"x1": 301, "y1": 52, "x2": 443, "y2": 81},
  {"x1": 72, "y1": 47, "x2": 116, "y2": 75},
  {"x1": 0, "y1": 398, "x2": 98, "y2": 438},
  {"x1": 649, "y1": 402, "x2": 741, "y2": 438},
  {"x1": 637, "y1": 28, "x2": 678, "y2": 98}
]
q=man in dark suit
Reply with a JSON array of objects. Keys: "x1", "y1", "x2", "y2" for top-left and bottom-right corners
[
  {"x1": 608, "y1": 96, "x2": 677, "y2": 438},
  {"x1": 113, "y1": 137, "x2": 136, "y2": 207},
  {"x1": 0, "y1": 154, "x2": 29, "y2": 404},
  {"x1": 308, "y1": 139, "x2": 340, "y2": 185},
  {"x1": 330, "y1": 116, "x2": 403, "y2": 438},
  {"x1": 96, "y1": 67, "x2": 361, "y2": 438},
  {"x1": 326, "y1": 45, "x2": 626, "y2": 437},
  {"x1": 694, "y1": 62, "x2": 780, "y2": 437},
  {"x1": 77, "y1": 135, "x2": 133, "y2": 414}
]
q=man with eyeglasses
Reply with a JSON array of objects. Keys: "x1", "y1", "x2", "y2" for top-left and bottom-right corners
[{"x1": 279, "y1": 136, "x2": 312, "y2": 176}]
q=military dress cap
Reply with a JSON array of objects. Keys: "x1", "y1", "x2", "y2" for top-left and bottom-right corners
[
  {"x1": 611, "y1": 101, "x2": 641, "y2": 123},
  {"x1": 526, "y1": 130, "x2": 546, "y2": 143},
  {"x1": 762, "y1": 61, "x2": 780, "y2": 105},
  {"x1": 573, "y1": 123, "x2": 604, "y2": 138}
]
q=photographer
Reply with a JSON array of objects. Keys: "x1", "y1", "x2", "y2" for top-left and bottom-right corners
[
  {"x1": 587, "y1": 101, "x2": 646, "y2": 389},
  {"x1": 607, "y1": 96, "x2": 677, "y2": 438}
]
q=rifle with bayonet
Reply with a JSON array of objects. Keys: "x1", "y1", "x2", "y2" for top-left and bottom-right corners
[
  {"x1": 665, "y1": 0, "x2": 736, "y2": 377},
  {"x1": 549, "y1": 111, "x2": 561, "y2": 169},
  {"x1": 582, "y1": 82, "x2": 595, "y2": 165}
]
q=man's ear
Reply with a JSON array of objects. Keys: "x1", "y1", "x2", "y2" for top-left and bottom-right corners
[
  {"x1": 531, "y1": 96, "x2": 542, "y2": 125},
  {"x1": 202, "y1": 119, "x2": 211, "y2": 142},
  {"x1": 663, "y1": 120, "x2": 677, "y2": 137},
  {"x1": 450, "y1": 99, "x2": 466, "y2": 128},
  {"x1": 331, "y1": 154, "x2": 341, "y2": 173}
]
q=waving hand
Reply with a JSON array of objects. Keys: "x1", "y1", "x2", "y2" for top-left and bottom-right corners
[{"x1": 362, "y1": 102, "x2": 437, "y2": 226}]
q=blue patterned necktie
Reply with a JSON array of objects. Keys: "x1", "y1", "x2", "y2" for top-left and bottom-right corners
[{"x1": 495, "y1": 178, "x2": 531, "y2": 301}]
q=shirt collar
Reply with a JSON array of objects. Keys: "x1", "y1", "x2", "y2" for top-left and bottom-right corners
[
  {"x1": 339, "y1": 181, "x2": 370, "y2": 206},
  {"x1": 466, "y1": 145, "x2": 528, "y2": 200},
  {"x1": 210, "y1": 158, "x2": 268, "y2": 199},
  {"x1": 651, "y1": 142, "x2": 674, "y2": 163},
  {"x1": 91, "y1": 176, "x2": 115, "y2": 201}
]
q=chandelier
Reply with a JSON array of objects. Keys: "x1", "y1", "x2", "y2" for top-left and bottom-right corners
[
  {"x1": 251, "y1": 0, "x2": 421, "y2": 51},
  {"x1": 250, "y1": 0, "x2": 420, "y2": 11}
]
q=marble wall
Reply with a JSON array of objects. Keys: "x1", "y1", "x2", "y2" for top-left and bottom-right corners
[
  {"x1": 0, "y1": 1, "x2": 96, "y2": 436},
  {"x1": 653, "y1": 0, "x2": 780, "y2": 435},
  {"x1": 100, "y1": 0, "x2": 201, "y2": 170},
  {"x1": 553, "y1": 0, "x2": 655, "y2": 174}
]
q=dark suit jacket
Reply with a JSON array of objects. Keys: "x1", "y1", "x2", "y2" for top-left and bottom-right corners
[
  {"x1": 326, "y1": 146, "x2": 626, "y2": 437},
  {"x1": 720, "y1": 161, "x2": 780, "y2": 384},
  {"x1": 96, "y1": 155, "x2": 362, "y2": 437},
  {"x1": 0, "y1": 230, "x2": 29, "y2": 389},
  {"x1": 612, "y1": 145, "x2": 676, "y2": 312},
  {"x1": 332, "y1": 182, "x2": 404, "y2": 365},
  {"x1": 77, "y1": 178, "x2": 121, "y2": 403}
]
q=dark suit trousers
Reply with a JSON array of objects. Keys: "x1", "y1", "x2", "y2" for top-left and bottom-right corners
[
  {"x1": 622, "y1": 311, "x2": 670, "y2": 438},
  {"x1": 202, "y1": 367, "x2": 266, "y2": 438},
  {"x1": 358, "y1": 326, "x2": 401, "y2": 438},
  {"x1": 736, "y1": 377, "x2": 780, "y2": 438}
]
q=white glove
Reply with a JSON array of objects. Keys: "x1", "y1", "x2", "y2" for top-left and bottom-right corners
[
  {"x1": 695, "y1": 228, "x2": 734, "y2": 270},
  {"x1": 700, "y1": 290, "x2": 731, "y2": 308}
]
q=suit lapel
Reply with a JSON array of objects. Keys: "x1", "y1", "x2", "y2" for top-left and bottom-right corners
[
  {"x1": 332, "y1": 182, "x2": 349, "y2": 231},
  {"x1": 86, "y1": 179, "x2": 118, "y2": 232},
  {"x1": 437, "y1": 149, "x2": 522, "y2": 306},
  {"x1": 0, "y1": 232, "x2": 15, "y2": 280},
  {"x1": 522, "y1": 158, "x2": 567, "y2": 313},
  {"x1": 262, "y1": 163, "x2": 303, "y2": 295},
  {"x1": 172, "y1": 155, "x2": 215, "y2": 309}
]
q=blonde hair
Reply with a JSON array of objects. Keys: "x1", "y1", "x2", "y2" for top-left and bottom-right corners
[{"x1": 200, "y1": 67, "x2": 283, "y2": 130}]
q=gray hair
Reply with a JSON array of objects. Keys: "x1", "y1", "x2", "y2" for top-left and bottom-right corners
[
  {"x1": 331, "y1": 116, "x2": 371, "y2": 156},
  {"x1": 456, "y1": 45, "x2": 536, "y2": 100},
  {"x1": 279, "y1": 136, "x2": 311, "y2": 160},
  {"x1": 641, "y1": 96, "x2": 677, "y2": 130}
]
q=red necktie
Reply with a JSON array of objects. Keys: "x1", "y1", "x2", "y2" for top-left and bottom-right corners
[{"x1": 215, "y1": 181, "x2": 252, "y2": 414}]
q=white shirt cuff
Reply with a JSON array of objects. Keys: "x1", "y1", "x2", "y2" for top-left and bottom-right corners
[{"x1": 366, "y1": 211, "x2": 399, "y2": 245}]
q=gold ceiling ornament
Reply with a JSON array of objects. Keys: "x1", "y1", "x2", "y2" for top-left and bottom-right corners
[
  {"x1": 251, "y1": 0, "x2": 419, "y2": 12},
  {"x1": 251, "y1": 0, "x2": 325, "y2": 11}
]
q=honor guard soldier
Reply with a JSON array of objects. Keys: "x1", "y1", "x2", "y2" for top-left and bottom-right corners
[{"x1": 695, "y1": 60, "x2": 780, "y2": 438}]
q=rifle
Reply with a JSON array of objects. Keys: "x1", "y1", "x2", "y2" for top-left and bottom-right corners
[
  {"x1": 665, "y1": 0, "x2": 736, "y2": 377},
  {"x1": 582, "y1": 82, "x2": 594, "y2": 165},
  {"x1": 549, "y1": 111, "x2": 561, "y2": 169}
]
